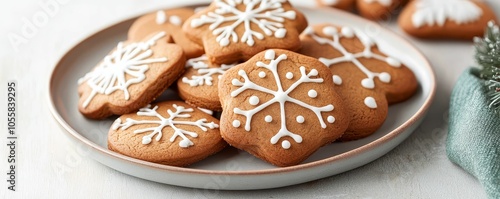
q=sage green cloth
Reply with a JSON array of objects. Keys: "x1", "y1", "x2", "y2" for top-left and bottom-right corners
[{"x1": 448, "y1": 68, "x2": 500, "y2": 199}]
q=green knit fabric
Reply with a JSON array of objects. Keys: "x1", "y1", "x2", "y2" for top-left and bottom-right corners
[{"x1": 448, "y1": 68, "x2": 500, "y2": 199}]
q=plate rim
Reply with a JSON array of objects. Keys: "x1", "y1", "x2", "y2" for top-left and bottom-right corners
[{"x1": 47, "y1": 2, "x2": 437, "y2": 176}]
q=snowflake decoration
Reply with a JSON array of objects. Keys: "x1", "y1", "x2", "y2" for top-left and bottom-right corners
[
  {"x1": 112, "y1": 104, "x2": 219, "y2": 148},
  {"x1": 412, "y1": 0, "x2": 482, "y2": 28},
  {"x1": 305, "y1": 26, "x2": 402, "y2": 108},
  {"x1": 181, "y1": 55, "x2": 236, "y2": 87},
  {"x1": 190, "y1": 0, "x2": 297, "y2": 47},
  {"x1": 78, "y1": 32, "x2": 168, "y2": 108},
  {"x1": 230, "y1": 50, "x2": 336, "y2": 149}
]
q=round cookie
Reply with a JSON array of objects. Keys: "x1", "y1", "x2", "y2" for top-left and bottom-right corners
[
  {"x1": 300, "y1": 24, "x2": 418, "y2": 141},
  {"x1": 316, "y1": 0, "x2": 356, "y2": 11},
  {"x1": 357, "y1": 0, "x2": 407, "y2": 20},
  {"x1": 398, "y1": 0, "x2": 498, "y2": 40},
  {"x1": 182, "y1": 0, "x2": 308, "y2": 65},
  {"x1": 177, "y1": 55, "x2": 237, "y2": 111},
  {"x1": 218, "y1": 49, "x2": 350, "y2": 167},
  {"x1": 108, "y1": 101, "x2": 226, "y2": 167},
  {"x1": 78, "y1": 32, "x2": 186, "y2": 119},
  {"x1": 128, "y1": 8, "x2": 204, "y2": 58}
]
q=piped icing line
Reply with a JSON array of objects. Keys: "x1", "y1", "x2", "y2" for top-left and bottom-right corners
[
  {"x1": 197, "y1": 107, "x2": 214, "y2": 115},
  {"x1": 363, "y1": 0, "x2": 392, "y2": 7},
  {"x1": 112, "y1": 104, "x2": 219, "y2": 148},
  {"x1": 411, "y1": 0, "x2": 483, "y2": 28},
  {"x1": 78, "y1": 32, "x2": 168, "y2": 108},
  {"x1": 190, "y1": 0, "x2": 297, "y2": 47},
  {"x1": 182, "y1": 55, "x2": 237, "y2": 87},
  {"x1": 305, "y1": 26, "x2": 402, "y2": 109},
  {"x1": 230, "y1": 50, "x2": 336, "y2": 149}
]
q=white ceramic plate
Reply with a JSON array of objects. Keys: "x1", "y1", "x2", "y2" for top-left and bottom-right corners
[{"x1": 48, "y1": 2, "x2": 436, "y2": 190}]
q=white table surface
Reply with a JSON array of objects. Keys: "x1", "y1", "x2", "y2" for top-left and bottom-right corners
[{"x1": 1, "y1": 0, "x2": 498, "y2": 198}]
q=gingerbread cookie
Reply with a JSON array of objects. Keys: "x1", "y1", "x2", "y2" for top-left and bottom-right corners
[
  {"x1": 357, "y1": 0, "x2": 407, "y2": 20},
  {"x1": 183, "y1": 0, "x2": 308, "y2": 65},
  {"x1": 108, "y1": 101, "x2": 226, "y2": 166},
  {"x1": 218, "y1": 49, "x2": 349, "y2": 166},
  {"x1": 316, "y1": 0, "x2": 355, "y2": 11},
  {"x1": 177, "y1": 55, "x2": 237, "y2": 111},
  {"x1": 128, "y1": 8, "x2": 204, "y2": 59},
  {"x1": 78, "y1": 32, "x2": 186, "y2": 119},
  {"x1": 300, "y1": 24, "x2": 417, "y2": 141},
  {"x1": 398, "y1": 0, "x2": 497, "y2": 40}
]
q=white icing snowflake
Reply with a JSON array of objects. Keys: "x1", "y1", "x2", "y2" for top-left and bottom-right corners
[
  {"x1": 78, "y1": 32, "x2": 168, "y2": 108},
  {"x1": 305, "y1": 26, "x2": 402, "y2": 108},
  {"x1": 112, "y1": 104, "x2": 219, "y2": 148},
  {"x1": 181, "y1": 55, "x2": 236, "y2": 87},
  {"x1": 412, "y1": 0, "x2": 482, "y2": 28},
  {"x1": 190, "y1": 0, "x2": 297, "y2": 47},
  {"x1": 230, "y1": 50, "x2": 336, "y2": 149}
]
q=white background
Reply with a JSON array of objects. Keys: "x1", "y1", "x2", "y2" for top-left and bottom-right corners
[{"x1": 1, "y1": 0, "x2": 498, "y2": 198}]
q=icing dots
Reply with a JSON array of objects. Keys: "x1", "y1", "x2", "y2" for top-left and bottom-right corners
[
  {"x1": 281, "y1": 140, "x2": 291, "y2": 149},
  {"x1": 249, "y1": 96, "x2": 260, "y2": 105},
  {"x1": 412, "y1": 0, "x2": 483, "y2": 28},
  {"x1": 78, "y1": 32, "x2": 168, "y2": 108},
  {"x1": 364, "y1": 97, "x2": 378, "y2": 109},
  {"x1": 190, "y1": 0, "x2": 297, "y2": 47},
  {"x1": 286, "y1": 72, "x2": 294, "y2": 79},
  {"x1": 308, "y1": 90, "x2": 318, "y2": 98},
  {"x1": 232, "y1": 120, "x2": 241, "y2": 128},
  {"x1": 182, "y1": 55, "x2": 236, "y2": 87},
  {"x1": 258, "y1": 71, "x2": 267, "y2": 78},
  {"x1": 265, "y1": 115, "x2": 273, "y2": 123},
  {"x1": 156, "y1": 10, "x2": 183, "y2": 26},
  {"x1": 296, "y1": 116, "x2": 305, "y2": 124},
  {"x1": 327, "y1": 116, "x2": 336, "y2": 123},
  {"x1": 112, "y1": 104, "x2": 219, "y2": 148},
  {"x1": 230, "y1": 50, "x2": 336, "y2": 149},
  {"x1": 333, "y1": 75, "x2": 343, "y2": 85},
  {"x1": 307, "y1": 25, "x2": 403, "y2": 108}
]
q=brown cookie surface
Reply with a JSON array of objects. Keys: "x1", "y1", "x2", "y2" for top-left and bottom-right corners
[
  {"x1": 78, "y1": 32, "x2": 186, "y2": 119},
  {"x1": 316, "y1": 0, "x2": 355, "y2": 11},
  {"x1": 177, "y1": 55, "x2": 237, "y2": 111},
  {"x1": 218, "y1": 49, "x2": 349, "y2": 167},
  {"x1": 357, "y1": 0, "x2": 407, "y2": 20},
  {"x1": 398, "y1": 0, "x2": 497, "y2": 40},
  {"x1": 128, "y1": 8, "x2": 204, "y2": 58},
  {"x1": 300, "y1": 24, "x2": 417, "y2": 141},
  {"x1": 183, "y1": 0, "x2": 308, "y2": 65},
  {"x1": 108, "y1": 101, "x2": 226, "y2": 167}
]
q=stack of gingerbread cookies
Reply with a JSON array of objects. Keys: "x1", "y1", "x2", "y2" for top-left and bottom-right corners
[
  {"x1": 77, "y1": 0, "x2": 420, "y2": 167},
  {"x1": 317, "y1": 0, "x2": 498, "y2": 40}
]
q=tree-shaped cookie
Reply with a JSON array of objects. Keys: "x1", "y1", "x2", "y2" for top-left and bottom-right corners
[
  {"x1": 108, "y1": 101, "x2": 226, "y2": 166},
  {"x1": 398, "y1": 0, "x2": 497, "y2": 40},
  {"x1": 218, "y1": 49, "x2": 349, "y2": 167},
  {"x1": 182, "y1": 0, "x2": 308, "y2": 65},
  {"x1": 128, "y1": 8, "x2": 204, "y2": 58},
  {"x1": 177, "y1": 55, "x2": 237, "y2": 111},
  {"x1": 78, "y1": 32, "x2": 186, "y2": 119},
  {"x1": 300, "y1": 24, "x2": 417, "y2": 141}
]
